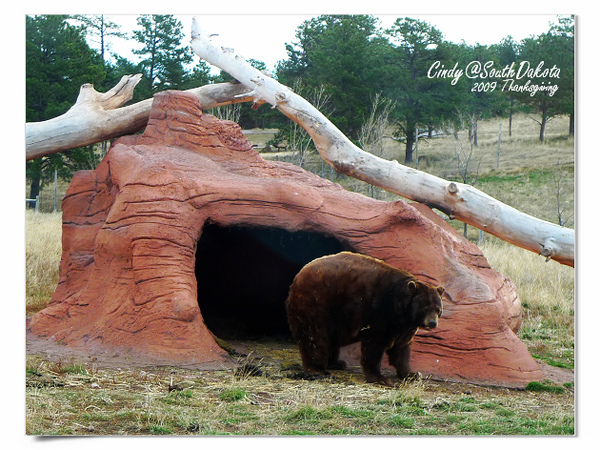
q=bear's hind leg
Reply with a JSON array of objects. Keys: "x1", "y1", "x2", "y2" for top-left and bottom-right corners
[
  {"x1": 327, "y1": 346, "x2": 347, "y2": 370},
  {"x1": 298, "y1": 339, "x2": 331, "y2": 375}
]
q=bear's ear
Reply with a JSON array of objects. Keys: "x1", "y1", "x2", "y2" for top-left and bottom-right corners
[
  {"x1": 437, "y1": 286, "x2": 445, "y2": 296},
  {"x1": 407, "y1": 280, "x2": 417, "y2": 294}
]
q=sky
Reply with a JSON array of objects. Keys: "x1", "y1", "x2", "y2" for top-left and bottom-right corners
[{"x1": 96, "y1": 14, "x2": 564, "y2": 74}]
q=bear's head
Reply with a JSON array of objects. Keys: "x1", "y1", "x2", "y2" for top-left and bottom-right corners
[{"x1": 406, "y1": 280, "x2": 444, "y2": 329}]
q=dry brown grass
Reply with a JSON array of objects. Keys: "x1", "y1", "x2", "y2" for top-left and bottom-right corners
[
  {"x1": 25, "y1": 210, "x2": 62, "y2": 314},
  {"x1": 404, "y1": 114, "x2": 574, "y2": 179},
  {"x1": 481, "y1": 239, "x2": 574, "y2": 319}
]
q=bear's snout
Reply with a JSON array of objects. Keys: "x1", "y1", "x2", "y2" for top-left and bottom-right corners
[
  {"x1": 422, "y1": 311, "x2": 439, "y2": 329},
  {"x1": 426, "y1": 319, "x2": 438, "y2": 329}
]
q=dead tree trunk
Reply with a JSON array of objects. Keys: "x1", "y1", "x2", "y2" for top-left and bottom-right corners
[
  {"x1": 539, "y1": 107, "x2": 548, "y2": 143},
  {"x1": 190, "y1": 18, "x2": 574, "y2": 267},
  {"x1": 26, "y1": 75, "x2": 255, "y2": 160},
  {"x1": 569, "y1": 112, "x2": 574, "y2": 137}
]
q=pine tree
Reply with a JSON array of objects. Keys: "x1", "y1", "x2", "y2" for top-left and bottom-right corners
[
  {"x1": 385, "y1": 18, "x2": 449, "y2": 162},
  {"x1": 277, "y1": 15, "x2": 390, "y2": 139},
  {"x1": 517, "y1": 24, "x2": 573, "y2": 142},
  {"x1": 73, "y1": 15, "x2": 125, "y2": 65},
  {"x1": 455, "y1": 43, "x2": 506, "y2": 146},
  {"x1": 26, "y1": 14, "x2": 106, "y2": 208},
  {"x1": 549, "y1": 16, "x2": 575, "y2": 137},
  {"x1": 490, "y1": 36, "x2": 521, "y2": 136},
  {"x1": 132, "y1": 15, "x2": 193, "y2": 96}
]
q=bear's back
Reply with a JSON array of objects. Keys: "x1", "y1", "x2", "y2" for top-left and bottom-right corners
[
  {"x1": 301, "y1": 252, "x2": 413, "y2": 282},
  {"x1": 287, "y1": 251, "x2": 415, "y2": 312}
]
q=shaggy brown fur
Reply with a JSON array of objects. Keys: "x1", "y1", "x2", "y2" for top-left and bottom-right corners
[{"x1": 286, "y1": 252, "x2": 444, "y2": 386}]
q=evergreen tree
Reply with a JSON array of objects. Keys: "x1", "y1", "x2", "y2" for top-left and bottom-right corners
[
  {"x1": 26, "y1": 15, "x2": 105, "y2": 121},
  {"x1": 179, "y1": 60, "x2": 212, "y2": 90},
  {"x1": 132, "y1": 15, "x2": 193, "y2": 96},
  {"x1": 72, "y1": 15, "x2": 125, "y2": 66},
  {"x1": 26, "y1": 14, "x2": 106, "y2": 207},
  {"x1": 455, "y1": 43, "x2": 506, "y2": 146},
  {"x1": 277, "y1": 15, "x2": 390, "y2": 139},
  {"x1": 73, "y1": 15, "x2": 129, "y2": 156},
  {"x1": 517, "y1": 24, "x2": 573, "y2": 142},
  {"x1": 548, "y1": 15, "x2": 575, "y2": 137},
  {"x1": 490, "y1": 36, "x2": 521, "y2": 136},
  {"x1": 385, "y1": 18, "x2": 450, "y2": 162}
]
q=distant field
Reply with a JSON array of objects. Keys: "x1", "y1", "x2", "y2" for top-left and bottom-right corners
[{"x1": 252, "y1": 113, "x2": 574, "y2": 232}]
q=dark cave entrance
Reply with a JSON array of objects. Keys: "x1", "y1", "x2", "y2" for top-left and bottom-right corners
[{"x1": 195, "y1": 222, "x2": 350, "y2": 340}]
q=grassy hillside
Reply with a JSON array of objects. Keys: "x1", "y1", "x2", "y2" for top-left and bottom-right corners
[{"x1": 258, "y1": 113, "x2": 574, "y2": 230}]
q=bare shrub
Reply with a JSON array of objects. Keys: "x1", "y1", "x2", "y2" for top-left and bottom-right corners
[{"x1": 358, "y1": 93, "x2": 396, "y2": 198}]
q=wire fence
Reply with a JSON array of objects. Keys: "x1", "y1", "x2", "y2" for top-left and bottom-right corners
[
  {"x1": 25, "y1": 195, "x2": 40, "y2": 212},
  {"x1": 25, "y1": 190, "x2": 66, "y2": 213}
]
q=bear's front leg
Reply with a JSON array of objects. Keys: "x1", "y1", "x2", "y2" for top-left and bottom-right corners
[
  {"x1": 387, "y1": 342, "x2": 419, "y2": 380},
  {"x1": 360, "y1": 340, "x2": 392, "y2": 386}
]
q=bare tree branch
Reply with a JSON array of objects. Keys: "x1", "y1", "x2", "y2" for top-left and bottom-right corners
[
  {"x1": 26, "y1": 75, "x2": 255, "y2": 160},
  {"x1": 190, "y1": 18, "x2": 574, "y2": 267}
]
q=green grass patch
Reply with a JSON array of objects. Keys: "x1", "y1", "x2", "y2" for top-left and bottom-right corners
[
  {"x1": 62, "y1": 364, "x2": 89, "y2": 375},
  {"x1": 478, "y1": 173, "x2": 524, "y2": 184},
  {"x1": 530, "y1": 354, "x2": 574, "y2": 369},
  {"x1": 161, "y1": 389, "x2": 194, "y2": 405},
  {"x1": 281, "y1": 430, "x2": 317, "y2": 435},
  {"x1": 525, "y1": 381, "x2": 565, "y2": 394},
  {"x1": 451, "y1": 397, "x2": 478, "y2": 412},
  {"x1": 495, "y1": 408, "x2": 516, "y2": 418},
  {"x1": 148, "y1": 425, "x2": 174, "y2": 435},
  {"x1": 480, "y1": 401, "x2": 500, "y2": 410},
  {"x1": 224, "y1": 404, "x2": 257, "y2": 422},
  {"x1": 218, "y1": 387, "x2": 248, "y2": 402},
  {"x1": 388, "y1": 414, "x2": 415, "y2": 428},
  {"x1": 378, "y1": 391, "x2": 424, "y2": 407},
  {"x1": 329, "y1": 405, "x2": 376, "y2": 421},
  {"x1": 285, "y1": 406, "x2": 334, "y2": 423}
]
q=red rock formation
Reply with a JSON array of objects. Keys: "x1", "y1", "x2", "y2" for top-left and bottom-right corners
[{"x1": 28, "y1": 90, "x2": 542, "y2": 386}]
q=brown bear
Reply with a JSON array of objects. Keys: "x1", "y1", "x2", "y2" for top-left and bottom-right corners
[{"x1": 285, "y1": 251, "x2": 444, "y2": 386}]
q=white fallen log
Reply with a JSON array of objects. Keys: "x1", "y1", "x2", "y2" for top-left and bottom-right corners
[
  {"x1": 26, "y1": 75, "x2": 255, "y2": 160},
  {"x1": 190, "y1": 18, "x2": 574, "y2": 267}
]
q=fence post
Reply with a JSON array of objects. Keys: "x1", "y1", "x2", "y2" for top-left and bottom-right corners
[
  {"x1": 414, "y1": 126, "x2": 419, "y2": 168},
  {"x1": 53, "y1": 168, "x2": 58, "y2": 213},
  {"x1": 35, "y1": 195, "x2": 39, "y2": 213},
  {"x1": 497, "y1": 123, "x2": 501, "y2": 169}
]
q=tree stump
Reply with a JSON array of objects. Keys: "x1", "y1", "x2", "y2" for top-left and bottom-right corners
[{"x1": 28, "y1": 91, "x2": 542, "y2": 386}]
